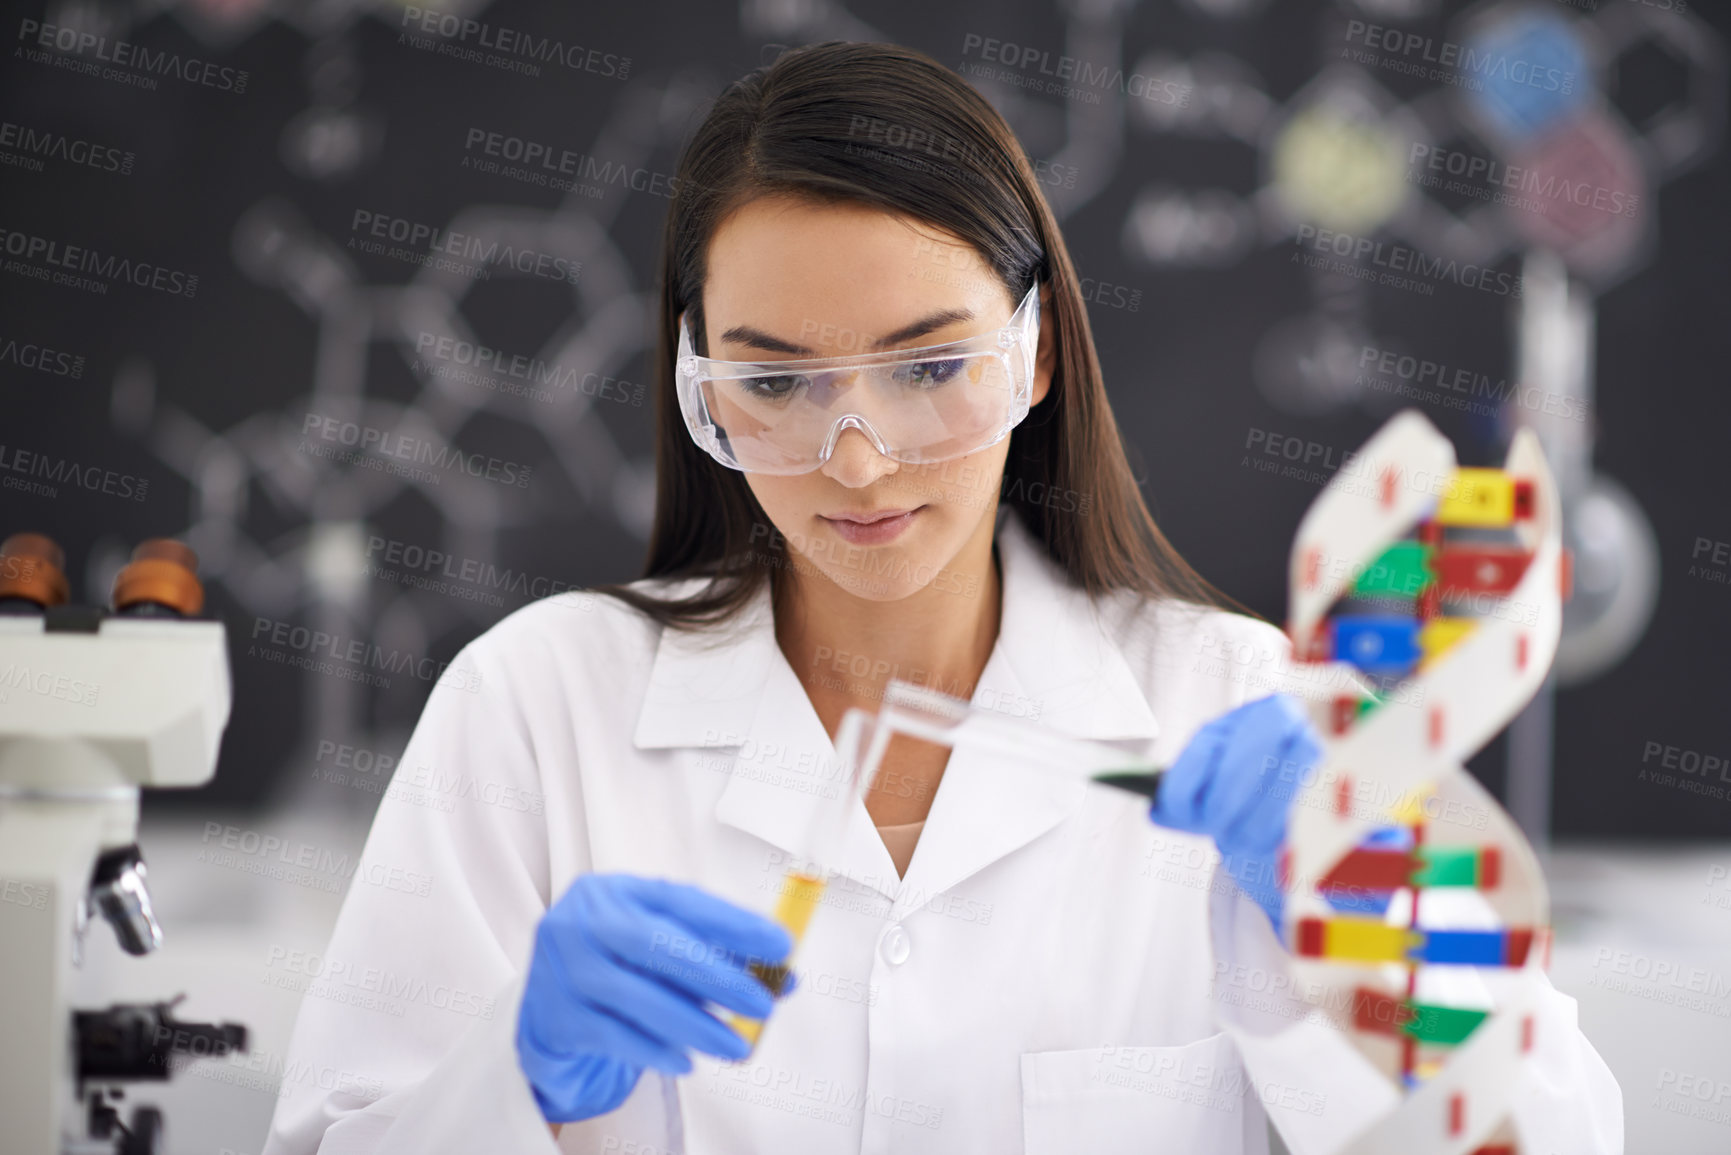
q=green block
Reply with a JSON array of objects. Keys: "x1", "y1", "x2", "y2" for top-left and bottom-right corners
[
  {"x1": 1352, "y1": 542, "x2": 1434, "y2": 598},
  {"x1": 1401, "y1": 1002, "x2": 1488, "y2": 1045},
  {"x1": 1412, "y1": 847, "x2": 1480, "y2": 887}
]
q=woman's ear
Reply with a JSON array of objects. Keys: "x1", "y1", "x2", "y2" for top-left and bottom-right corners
[{"x1": 1030, "y1": 284, "x2": 1056, "y2": 407}]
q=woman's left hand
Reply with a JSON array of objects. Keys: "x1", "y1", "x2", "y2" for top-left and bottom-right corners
[{"x1": 1148, "y1": 693, "x2": 1323, "y2": 932}]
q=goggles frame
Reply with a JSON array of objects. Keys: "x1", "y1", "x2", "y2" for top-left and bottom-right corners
[{"x1": 674, "y1": 280, "x2": 1040, "y2": 475}]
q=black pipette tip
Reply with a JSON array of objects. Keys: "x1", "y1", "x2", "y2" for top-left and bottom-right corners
[{"x1": 1091, "y1": 769, "x2": 1164, "y2": 802}]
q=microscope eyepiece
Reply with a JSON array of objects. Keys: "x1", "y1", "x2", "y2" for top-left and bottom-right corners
[
  {"x1": 111, "y1": 538, "x2": 204, "y2": 618},
  {"x1": 0, "y1": 531, "x2": 70, "y2": 613}
]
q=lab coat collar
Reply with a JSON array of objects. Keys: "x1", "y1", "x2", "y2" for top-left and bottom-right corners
[{"x1": 633, "y1": 509, "x2": 1161, "y2": 906}]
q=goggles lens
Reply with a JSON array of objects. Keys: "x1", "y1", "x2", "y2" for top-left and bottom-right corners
[{"x1": 676, "y1": 282, "x2": 1039, "y2": 475}]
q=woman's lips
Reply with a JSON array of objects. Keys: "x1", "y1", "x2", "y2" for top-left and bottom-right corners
[{"x1": 820, "y1": 507, "x2": 921, "y2": 545}]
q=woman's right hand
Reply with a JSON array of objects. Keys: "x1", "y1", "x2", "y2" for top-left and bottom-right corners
[{"x1": 514, "y1": 873, "x2": 792, "y2": 1123}]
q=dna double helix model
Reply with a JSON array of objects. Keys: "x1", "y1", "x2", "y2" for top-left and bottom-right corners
[{"x1": 1234, "y1": 410, "x2": 1570, "y2": 1154}]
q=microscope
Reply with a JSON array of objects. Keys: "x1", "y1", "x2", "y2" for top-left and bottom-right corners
[{"x1": 0, "y1": 532, "x2": 246, "y2": 1154}]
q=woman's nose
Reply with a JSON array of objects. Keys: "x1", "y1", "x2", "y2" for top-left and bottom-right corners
[{"x1": 820, "y1": 423, "x2": 900, "y2": 488}]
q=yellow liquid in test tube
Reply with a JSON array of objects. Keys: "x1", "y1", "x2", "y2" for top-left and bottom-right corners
[{"x1": 725, "y1": 870, "x2": 827, "y2": 1053}]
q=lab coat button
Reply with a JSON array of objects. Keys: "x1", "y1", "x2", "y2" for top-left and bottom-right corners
[{"x1": 879, "y1": 922, "x2": 911, "y2": 965}]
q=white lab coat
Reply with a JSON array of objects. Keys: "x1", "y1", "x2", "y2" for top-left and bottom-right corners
[{"x1": 261, "y1": 510, "x2": 1623, "y2": 1155}]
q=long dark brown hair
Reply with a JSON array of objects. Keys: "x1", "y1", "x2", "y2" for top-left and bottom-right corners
[{"x1": 593, "y1": 40, "x2": 1239, "y2": 631}]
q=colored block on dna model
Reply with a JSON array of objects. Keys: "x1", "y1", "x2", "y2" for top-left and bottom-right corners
[
  {"x1": 1411, "y1": 927, "x2": 1535, "y2": 966},
  {"x1": 1435, "y1": 546, "x2": 1533, "y2": 596},
  {"x1": 1418, "y1": 617, "x2": 1476, "y2": 668},
  {"x1": 1320, "y1": 848, "x2": 1417, "y2": 891},
  {"x1": 1331, "y1": 614, "x2": 1421, "y2": 673},
  {"x1": 1350, "y1": 986, "x2": 1490, "y2": 1045},
  {"x1": 1294, "y1": 916, "x2": 1422, "y2": 963},
  {"x1": 1412, "y1": 846, "x2": 1500, "y2": 889},
  {"x1": 1404, "y1": 1002, "x2": 1490, "y2": 1046},
  {"x1": 1434, "y1": 469, "x2": 1518, "y2": 527},
  {"x1": 1353, "y1": 541, "x2": 1434, "y2": 597},
  {"x1": 1299, "y1": 920, "x2": 1534, "y2": 965},
  {"x1": 1319, "y1": 845, "x2": 1500, "y2": 892}
]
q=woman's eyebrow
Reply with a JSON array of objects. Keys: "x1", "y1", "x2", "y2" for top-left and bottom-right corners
[{"x1": 717, "y1": 307, "x2": 977, "y2": 356}]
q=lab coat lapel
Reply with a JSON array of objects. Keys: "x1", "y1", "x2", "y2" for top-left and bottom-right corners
[
  {"x1": 632, "y1": 575, "x2": 901, "y2": 902},
  {"x1": 891, "y1": 514, "x2": 1163, "y2": 918}
]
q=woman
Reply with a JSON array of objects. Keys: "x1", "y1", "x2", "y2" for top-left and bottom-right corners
[{"x1": 263, "y1": 41, "x2": 1621, "y2": 1155}]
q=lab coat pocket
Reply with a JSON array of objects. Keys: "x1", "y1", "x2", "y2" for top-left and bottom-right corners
[{"x1": 1021, "y1": 1032, "x2": 1257, "y2": 1155}]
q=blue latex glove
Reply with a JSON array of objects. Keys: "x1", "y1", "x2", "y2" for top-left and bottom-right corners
[
  {"x1": 515, "y1": 873, "x2": 793, "y2": 1123},
  {"x1": 1150, "y1": 694, "x2": 1323, "y2": 933}
]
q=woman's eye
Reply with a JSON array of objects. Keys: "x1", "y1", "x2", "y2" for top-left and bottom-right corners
[
  {"x1": 740, "y1": 373, "x2": 808, "y2": 400},
  {"x1": 895, "y1": 359, "x2": 964, "y2": 389}
]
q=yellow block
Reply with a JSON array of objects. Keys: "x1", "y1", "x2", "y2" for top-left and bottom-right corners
[
  {"x1": 1418, "y1": 618, "x2": 1476, "y2": 669},
  {"x1": 1324, "y1": 918, "x2": 1423, "y2": 963},
  {"x1": 724, "y1": 871, "x2": 827, "y2": 1050},
  {"x1": 1388, "y1": 790, "x2": 1432, "y2": 827},
  {"x1": 1435, "y1": 468, "x2": 1515, "y2": 527}
]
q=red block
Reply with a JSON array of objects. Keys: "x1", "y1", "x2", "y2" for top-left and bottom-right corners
[
  {"x1": 1436, "y1": 546, "x2": 1532, "y2": 596},
  {"x1": 1513, "y1": 479, "x2": 1534, "y2": 519},
  {"x1": 1506, "y1": 927, "x2": 1534, "y2": 966},
  {"x1": 1320, "y1": 848, "x2": 1417, "y2": 892},
  {"x1": 1295, "y1": 917, "x2": 1325, "y2": 957},
  {"x1": 1331, "y1": 696, "x2": 1357, "y2": 735},
  {"x1": 1479, "y1": 846, "x2": 1500, "y2": 889},
  {"x1": 1351, "y1": 986, "x2": 1412, "y2": 1036}
]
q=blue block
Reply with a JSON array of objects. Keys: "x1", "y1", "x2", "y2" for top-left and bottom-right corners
[
  {"x1": 1463, "y1": 12, "x2": 1593, "y2": 143},
  {"x1": 1413, "y1": 928, "x2": 1506, "y2": 966},
  {"x1": 1330, "y1": 615, "x2": 1420, "y2": 675}
]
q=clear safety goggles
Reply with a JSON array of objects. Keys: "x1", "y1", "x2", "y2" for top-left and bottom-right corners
[{"x1": 674, "y1": 282, "x2": 1040, "y2": 475}]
